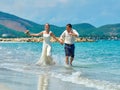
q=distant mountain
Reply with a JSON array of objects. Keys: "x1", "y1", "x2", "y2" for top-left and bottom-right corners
[
  {"x1": 73, "y1": 23, "x2": 95, "y2": 29},
  {"x1": 98, "y1": 24, "x2": 120, "y2": 35},
  {"x1": 72, "y1": 23, "x2": 96, "y2": 37},
  {"x1": 0, "y1": 11, "x2": 120, "y2": 39},
  {"x1": 0, "y1": 11, "x2": 44, "y2": 37},
  {"x1": 0, "y1": 24, "x2": 25, "y2": 38},
  {"x1": 0, "y1": 11, "x2": 44, "y2": 32}
]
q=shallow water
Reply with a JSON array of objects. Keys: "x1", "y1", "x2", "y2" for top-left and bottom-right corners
[{"x1": 0, "y1": 41, "x2": 120, "y2": 90}]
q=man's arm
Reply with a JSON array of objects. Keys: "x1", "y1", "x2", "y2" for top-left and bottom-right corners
[{"x1": 59, "y1": 31, "x2": 66, "y2": 44}]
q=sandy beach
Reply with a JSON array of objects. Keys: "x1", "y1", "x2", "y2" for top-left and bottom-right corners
[
  {"x1": 37, "y1": 74, "x2": 97, "y2": 90},
  {"x1": 0, "y1": 72, "x2": 97, "y2": 90}
]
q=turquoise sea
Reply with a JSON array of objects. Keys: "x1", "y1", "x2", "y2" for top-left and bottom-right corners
[{"x1": 0, "y1": 40, "x2": 120, "y2": 90}]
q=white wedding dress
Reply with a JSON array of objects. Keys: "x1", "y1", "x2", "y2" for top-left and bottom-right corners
[{"x1": 36, "y1": 31, "x2": 55, "y2": 66}]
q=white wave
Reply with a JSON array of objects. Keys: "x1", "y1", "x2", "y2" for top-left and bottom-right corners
[
  {"x1": 0, "y1": 42, "x2": 27, "y2": 43},
  {"x1": 0, "y1": 63, "x2": 49, "y2": 75},
  {"x1": 0, "y1": 63, "x2": 25, "y2": 72},
  {"x1": 1, "y1": 62, "x2": 120, "y2": 90},
  {"x1": 51, "y1": 71, "x2": 120, "y2": 90}
]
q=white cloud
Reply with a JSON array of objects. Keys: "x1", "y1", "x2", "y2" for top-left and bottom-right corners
[{"x1": 0, "y1": 0, "x2": 120, "y2": 26}]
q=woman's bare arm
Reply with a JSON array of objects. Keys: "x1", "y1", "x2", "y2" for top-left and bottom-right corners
[
  {"x1": 50, "y1": 33, "x2": 63, "y2": 44},
  {"x1": 25, "y1": 30, "x2": 43, "y2": 37}
]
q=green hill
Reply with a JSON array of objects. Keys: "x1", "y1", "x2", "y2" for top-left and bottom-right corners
[
  {"x1": 98, "y1": 24, "x2": 120, "y2": 35},
  {"x1": 96, "y1": 24, "x2": 120, "y2": 39},
  {"x1": 0, "y1": 24, "x2": 26, "y2": 38},
  {"x1": 0, "y1": 11, "x2": 44, "y2": 37},
  {"x1": 72, "y1": 23, "x2": 96, "y2": 37},
  {"x1": 0, "y1": 11, "x2": 120, "y2": 39}
]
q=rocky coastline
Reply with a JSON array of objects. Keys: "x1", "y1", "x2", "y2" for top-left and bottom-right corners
[{"x1": 0, "y1": 37, "x2": 94, "y2": 42}]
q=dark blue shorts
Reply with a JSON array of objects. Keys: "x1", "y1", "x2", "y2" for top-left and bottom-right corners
[{"x1": 64, "y1": 43, "x2": 75, "y2": 58}]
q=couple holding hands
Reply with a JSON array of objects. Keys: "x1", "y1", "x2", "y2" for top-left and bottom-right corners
[{"x1": 25, "y1": 23, "x2": 79, "y2": 66}]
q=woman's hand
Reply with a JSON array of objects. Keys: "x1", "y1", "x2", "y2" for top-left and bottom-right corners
[
  {"x1": 59, "y1": 39, "x2": 64, "y2": 45},
  {"x1": 25, "y1": 30, "x2": 30, "y2": 35}
]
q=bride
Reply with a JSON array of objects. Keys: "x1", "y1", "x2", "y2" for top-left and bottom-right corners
[{"x1": 25, "y1": 23, "x2": 62, "y2": 66}]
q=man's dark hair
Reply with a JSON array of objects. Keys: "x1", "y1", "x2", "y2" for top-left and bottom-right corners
[{"x1": 66, "y1": 24, "x2": 72, "y2": 28}]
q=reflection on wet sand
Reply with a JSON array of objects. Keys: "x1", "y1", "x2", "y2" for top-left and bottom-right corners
[
  {"x1": 37, "y1": 74, "x2": 49, "y2": 90},
  {"x1": 0, "y1": 83, "x2": 11, "y2": 90}
]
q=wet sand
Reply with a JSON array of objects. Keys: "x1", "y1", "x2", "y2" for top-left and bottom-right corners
[
  {"x1": 0, "y1": 83, "x2": 12, "y2": 90},
  {"x1": 0, "y1": 71, "x2": 97, "y2": 90}
]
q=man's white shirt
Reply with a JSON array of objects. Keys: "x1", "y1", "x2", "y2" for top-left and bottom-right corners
[{"x1": 60, "y1": 29, "x2": 79, "y2": 44}]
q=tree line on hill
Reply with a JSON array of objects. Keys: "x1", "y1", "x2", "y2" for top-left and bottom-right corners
[{"x1": 0, "y1": 11, "x2": 120, "y2": 40}]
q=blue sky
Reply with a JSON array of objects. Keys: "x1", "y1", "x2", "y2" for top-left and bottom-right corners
[{"x1": 0, "y1": 0, "x2": 120, "y2": 27}]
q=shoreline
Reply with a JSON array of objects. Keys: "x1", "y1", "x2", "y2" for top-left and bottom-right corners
[{"x1": 0, "y1": 37, "x2": 94, "y2": 42}]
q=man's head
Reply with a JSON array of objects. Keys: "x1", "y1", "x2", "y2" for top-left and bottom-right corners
[{"x1": 66, "y1": 24, "x2": 72, "y2": 31}]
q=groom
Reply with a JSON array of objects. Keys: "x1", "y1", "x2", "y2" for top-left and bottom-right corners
[{"x1": 60, "y1": 24, "x2": 79, "y2": 66}]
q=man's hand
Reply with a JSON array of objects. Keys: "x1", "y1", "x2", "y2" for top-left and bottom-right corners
[
  {"x1": 69, "y1": 31, "x2": 78, "y2": 37},
  {"x1": 59, "y1": 39, "x2": 64, "y2": 45},
  {"x1": 69, "y1": 31, "x2": 74, "y2": 36}
]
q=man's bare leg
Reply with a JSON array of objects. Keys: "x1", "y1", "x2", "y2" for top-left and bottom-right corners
[
  {"x1": 65, "y1": 56, "x2": 69, "y2": 65},
  {"x1": 70, "y1": 57, "x2": 74, "y2": 66}
]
